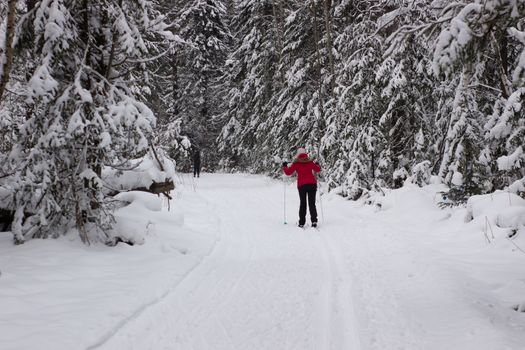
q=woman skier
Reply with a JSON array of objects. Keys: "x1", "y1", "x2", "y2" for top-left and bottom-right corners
[{"x1": 282, "y1": 148, "x2": 321, "y2": 228}]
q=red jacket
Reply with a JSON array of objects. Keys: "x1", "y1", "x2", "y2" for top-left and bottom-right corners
[{"x1": 283, "y1": 153, "x2": 321, "y2": 187}]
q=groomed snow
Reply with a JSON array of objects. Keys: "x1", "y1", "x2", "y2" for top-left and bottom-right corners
[{"x1": 1, "y1": 174, "x2": 525, "y2": 350}]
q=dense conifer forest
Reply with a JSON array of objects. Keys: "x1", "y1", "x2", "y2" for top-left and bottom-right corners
[{"x1": 1, "y1": 0, "x2": 524, "y2": 243}]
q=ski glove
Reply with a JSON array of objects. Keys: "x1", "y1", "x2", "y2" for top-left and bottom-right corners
[{"x1": 282, "y1": 162, "x2": 288, "y2": 167}]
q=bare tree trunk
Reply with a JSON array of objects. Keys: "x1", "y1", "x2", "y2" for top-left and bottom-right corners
[
  {"x1": 105, "y1": 0, "x2": 122, "y2": 79},
  {"x1": 171, "y1": 50, "x2": 179, "y2": 120},
  {"x1": 271, "y1": 0, "x2": 284, "y2": 84},
  {"x1": 271, "y1": 0, "x2": 283, "y2": 52},
  {"x1": 491, "y1": 31, "x2": 511, "y2": 99},
  {"x1": 105, "y1": 34, "x2": 117, "y2": 79},
  {"x1": 322, "y1": 0, "x2": 335, "y2": 96},
  {"x1": 310, "y1": 2, "x2": 325, "y2": 127},
  {"x1": 0, "y1": 0, "x2": 18, "y2": 105}
]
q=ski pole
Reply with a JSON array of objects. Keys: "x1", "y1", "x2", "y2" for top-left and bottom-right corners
[
  {"x1": 317, "y1": 161, "x2": 325, "y2": 225},
  {"x1": 315, "y1": 146, "x2": 325, "y2": 224},
  {"x1": 283, "y1": 174, "x2": 287, "y2": 224},
  {"x1": 319, "y1": 180, "x2": 325, "y2": 225},
  {"x1": 191, "y1": 173, "x2": 196, "y2": 192}
]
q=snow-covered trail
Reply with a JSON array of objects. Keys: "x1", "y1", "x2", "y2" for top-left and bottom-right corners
[
  {"x1": 4, "y1": 174, "x2": 524, "y2": 350},
  {"x1": 83, "y1": 173, "x2": 525, "y2": 350},
  {"x1": 84, "y1": 175, "x2": 525, "y2": 350},
  {"x1": 91, "y1": 174, "x2": 361, "y2": 350}
]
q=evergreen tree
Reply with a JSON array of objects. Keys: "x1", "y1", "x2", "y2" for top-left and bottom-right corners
[
  {"x1": 433, "y1": 0, "x2": 525, "y2": 198},
  {"x1": 217, "y1": 0, "x2": 282, "y2": 171},
  {"x1": 437, "y1": 69, "x2": 486, "y2": 199},
  {"x1": 374, "y1": 2, "x2": 439, "y2": 188},
  {"x1": 176, "y1": 0, "x2": 230, "y2": 170},
  {"x1": 146, "y1": 0, "x2": 190, "y2": 161},
  {"x1": 265, "y1": 0, "x2": 333, "y2": 165},
  {"x1": 4, "y1": 0, "x2": 175, "y2": 244}
]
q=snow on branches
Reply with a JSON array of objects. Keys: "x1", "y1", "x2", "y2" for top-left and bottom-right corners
[{"x1": 1, "y1": 0, "x2": 178, "y2": 245}]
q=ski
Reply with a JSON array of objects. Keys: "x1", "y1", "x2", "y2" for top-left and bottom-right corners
[
  {"x1": 295, "y1": 224, "x2": 319, "y2": 230},
  {"x1": 296, "y1": 222, "x2": 306, "y2": 230}
]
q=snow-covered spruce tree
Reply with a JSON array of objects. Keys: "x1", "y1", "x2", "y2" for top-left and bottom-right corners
[
  {"x1": 437, "y1": 68, "x2": 487, "y2": 199},
  {"x1": 321, "y1": 0, "x2": 397, "y2": 197},
  {"x1": 8, "y1": 0, "x2": 175, "y2": 244},
  {"x1": 433, "y1": 0, "x2": 525, "y2": 199},
  {"x1": 265, "y1": 0, "x2": 340, "y2": 170},
  {"x1": 374, "y1": 1, "x2": 440, "y2": 188},
  {"x1": 143, "y1": 1, "x2": 191, "y2": 161},
  {"x1": 219, "y1": 0, "x2": 340, "y2": 173},
  {"x1": 344, "y1": 125, "x2": 386, "y2": 199},
  {"x1": 483, "y1": 18, "x2": 525, "y2": 193},
  {"x1": 214, "y1": 0, "x2": 523, "y2": 200},
  {"x1": 217, "y1": 0, "x2": 282, "y2": 171},
  {"x1": 174, "y1": 0, "x2": 230, "y2": 171},
  {"x1": 321, "y1": 0, "x2": 448, "y2": 195},
  {"x1": 147, "y1": 45, "x2": 191, "y2": 162}
]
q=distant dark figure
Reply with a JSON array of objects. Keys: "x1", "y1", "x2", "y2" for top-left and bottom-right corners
[{"x1": 193, "y1": 149, "x2": 201, "y2": 177}]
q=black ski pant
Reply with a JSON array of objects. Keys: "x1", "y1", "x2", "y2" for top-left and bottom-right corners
[
  {"x1": 298, "y1": 184, "x2": 317, "y2": 226},
  {"x1": 193, "y1": 164, "x2": 200, "y2": 177}
]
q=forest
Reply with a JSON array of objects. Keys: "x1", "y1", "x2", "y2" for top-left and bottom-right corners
[{"x1": 0, "y1": 0, "x2": 524, "y2": 244}]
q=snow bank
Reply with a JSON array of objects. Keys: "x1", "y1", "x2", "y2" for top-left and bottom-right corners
[
  {"x1": 106, "y1": 191, "x2": 182, "y2": 246},
  {"x1": 114, "y1": 191, "x2": 164, "y2": 212},
  {"x1": 322, "y1": 176, "x2": 525, "y2": 349},
  {"x1": 366, "y1": 183, "x2": 525, "y2": 242},
  {"x1": 0, "y1": 175, "x2": 217, "y2": 350},
  {"x1": 467, "y1": 191, "x2": 525, "y2": 219},
  {"x1": 466, "y1": 191, "x2": 525, "y2": 236},
  {"x1": 363, "y1": 182, "x2": 448, "y2": 226},
  {"x1": 357, "y1": 181, "x2": 525, "y2": 329}
]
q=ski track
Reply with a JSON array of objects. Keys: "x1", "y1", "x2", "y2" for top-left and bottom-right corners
[
  {"x1": 318, "y1": 231, "x2": 362, "y2": 350},
  {"x1": 4, "y1": 174, "x2": 525, "y2": 350},
  {"x1": 86, "y1": 175, "x2": 363, "y2": 350},
  {"x1": 85, "y1": 193, "x2": 224, "y2": 350},
  {"x1": 82, "y1": 174, "x2": 525, "y2": 350}
]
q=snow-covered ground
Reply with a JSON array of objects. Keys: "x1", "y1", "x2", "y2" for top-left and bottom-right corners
[{"x1": 1, "y1": 173, "x2": 525, "y2": 350}]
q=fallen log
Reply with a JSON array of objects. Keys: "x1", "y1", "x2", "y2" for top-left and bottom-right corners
[
  {"x1": 136, "y1": 180, "x2": 174, "y2": 200},
  {"x1": 107, "y1": 180, "x2": 175, "y2": 200},
  {"x1": 149, "y1": 180, "x2": 175, "y2": 195}
]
